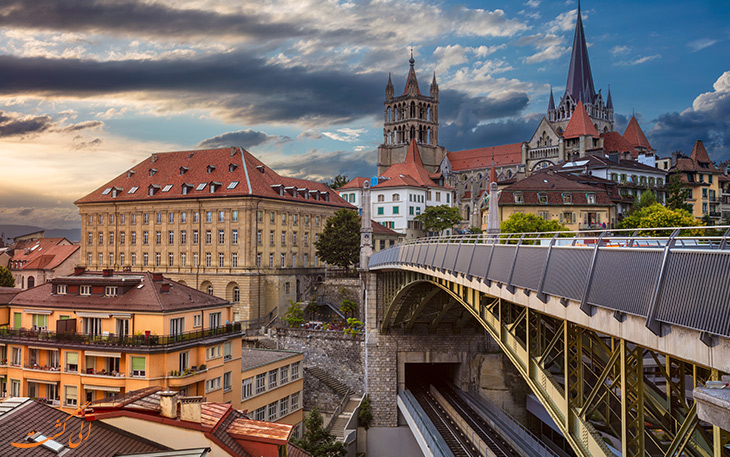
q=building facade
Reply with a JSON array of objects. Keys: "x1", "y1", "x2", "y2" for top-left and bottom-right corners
[
  {"x1": 670, "y1": 140, "x2": 722, "y2": 220},
  {"x1": 75, "y1": 147, "x2": 352, "y2": 320},
  {"x1": 8, "y1": 237, "x2": 80, "y2": 290}
]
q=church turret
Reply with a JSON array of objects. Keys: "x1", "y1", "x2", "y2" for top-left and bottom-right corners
[
  {"x1": 430, "y1": 72, "x2": 439, "y2": 101},
  {"x1": 403, "y1": 50, "x2": 421, "y2": 96},
  {"x1": 606, "y1": 85, "x2": 613, "y2": 110},
  {"x1": 548, "y1": 86, "x2": 555, "y2": 111},
  {"x1": 386, "y1": 73, "x2": 394, "y2": 101}
]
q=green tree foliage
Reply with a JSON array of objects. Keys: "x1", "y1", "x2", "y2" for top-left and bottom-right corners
[
  {"x1": 666, "y1": 172, "x2": 692, "y2": 212},
  {"x1": 283, "y1": 301, "x2": 304, "y2": 328},
  {"x1": 339, "y1": 299, "x2": 358, "y2": 318},
  {"x1": 358, "y1": 395, "x2": 373, "y2": 430},
  {"x1": 0, "y1": 266, "x2": 14, "y2": 288},
  {"x1": 414, "y1": 205, "x2": 462, "y2": 235},
  {"x1": 631, "y1": 189, "x2": 657, "y2": 214},
  {"x1": 343, "y1": 317, "x2": 363, "y2": 336},
  {"x1": 315, "y1": 209, "x2": 360, "y2": 272},
  {"x1": 467, "y1": 226, "x2": 483, "y2": 234},
  {"x1": 295, "y1": 407, "x2": 347, "y2": 457},
  {"x1": 500, "y1": 213, "x2": 568, "y2": 240},
  {"x1": 324, "y1": 174, "x2": 349, "y2": 190},
  {"x1": 618, "y1": 203, "x2": 700, "y2": 236}
]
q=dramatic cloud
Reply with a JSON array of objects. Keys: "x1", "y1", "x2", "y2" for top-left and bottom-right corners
[
  {"x1": 265, "y1": 148, "x2": 376, "y2": 183},
  {"x1": 441, "y1": 116, "x2": 539, "y2": 151},
  {"x1": 0, "y1": 112, "x2": 53, "y2": 137},
  {"x1": 650, "y1": 71, "x2": 730, "y2": 159},
  {"x1": 197, "y1": 129, "x2": 275, "y2": 149}
]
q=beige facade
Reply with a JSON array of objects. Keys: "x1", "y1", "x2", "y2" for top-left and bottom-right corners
[{"x1": 491, "y1": 204, "x2": 614, "y2": 232}]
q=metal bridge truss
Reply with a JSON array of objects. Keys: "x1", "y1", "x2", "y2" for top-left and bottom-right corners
[{"x1": 378, "y1": 270, "x2": 730, "y2": 457}]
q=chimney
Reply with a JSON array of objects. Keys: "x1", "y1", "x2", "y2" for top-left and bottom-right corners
[
  {"x1": 74, "y1": 266, "x2": 86, "y2": 276},
  {"x1": 159, "y1": 391, "x2": 179, "y2": 419},
  {"x1": 102, "y1": 268, "x2": 114, "y2": 277},
  {"x1": 152, "y1": 273, "x2": 163, "y2": 282},
  {"x1": 179, "y1": 396, "x2": 203, "y2": 423},
  {"x1": 160, "y1": 283, "x2": 171, "y2": 293}
]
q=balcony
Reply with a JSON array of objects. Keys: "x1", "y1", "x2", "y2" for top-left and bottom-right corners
[
  {"x1": 0, "y1": 323, "x2": 242, "y2": 351},
  {"x1": 168, "y1": 366, "x2": 209, "y2": 387},
  {"x1": 528, "y1": 145, "x2": 559, "y2": 160}
]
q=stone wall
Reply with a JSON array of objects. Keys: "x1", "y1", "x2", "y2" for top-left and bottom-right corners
[{"x1": 319, "y1": 276, "x2": 363, "y2": 321}]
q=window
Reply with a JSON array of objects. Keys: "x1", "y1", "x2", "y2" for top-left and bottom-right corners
[
  {"x1": 538, "y1": 211, "x2": 549, "y2": 221},
  {"x1": 179, "y1": 351, "x2": 189, "y2": 371},
  {"x1": 280, "y1": 397, "x2": 289, "y2": 417},
  {"x1": 562, "y1": 193, "x2": 572, "y2": 204},
  {"x1": 143, "y1": 213, "x2": 149, "y2": 224},
  {"x1": 120, "y1": 232, "x2": 126, "y2": 245},
  {"x1": 255, "y1": 407, "x2": 265, "y2": 421},
  {"x1": 193, "y1": 230, "x2": 199, "y2": 245},
  {"x1": 257, "y1": 230, "x2": 262, "y2": 245},
  {"x1": 269, "y1": 231, "x2": 275, "y2": 246},
  {"x1": 281, "y1": 231, "x2": 286, "y2": 245},
  {"x1": 282, "y1": 213, "x2": 287, "y2": 224},
  {"x1": 280, "y1": 365, "x2": 289, "y2": 384},
  {"x1": 703, "y1": 188, "x2": 708, "y2": 198},
  {"x1": 291, "y1": 391, "x2": 300, "y2": 410},
  {"x1": 377, "y1": 195, "x2": 384, "y2": 202},
  {"x1": 224, "y1": 341, "x2": 232, "y2": 360},
  {"x1": 80, "y1": 285, "x2": 92, "y2": 296},
  {"x1": 232, "y1": 229, "x2": 238, "y2": 244},
  {"x1": 99, "y1": 214, "x2": 104, "y2": 224},
  {"x1": 304, "y1": 215, "x2": 309, "y2": 226},
  {"x1": 232, "y1": 210, "x2": 238, "y2": 222},
  {"x1": 393, "y1": 206, "x2": 399, "y2": 214},
  {"x1": 179, "y1": 230, "x2": 187, "y2": 244},
  {"x1": 303, "y1": 253, "x2": 308, "y2": 267},
  {"x1": 87, "y1": 232, "x2": 93, "y2": 245},
  {"x1": 206, "y1": 377, "x2": 222, "y2": 392},
  {"x1": 256, "y1": 253, "x2": 262, "y2": 268},
  {"x1": 218, "y1": 252, "x2": 224, "y2": 267},
  {"x1": 537, "y1": 193, "x2": 548, "y2": 204},
  {"x1": 377, "y1": 207, "x2": 384, "y2": 215},
  {"x1": 57, "y1": 284, "x2": 67, "y2": 295},
  {"x1": 269, "y1": 254, "x2": 274, "y2": 268},
  {"x1": 116, "y1": 319, "x2": 130, "y2": 337},
  {"x1": 65, "y1": 385, "x2": 77, "y2": 407},
  {"x1": 304, "y1": 232, "x2": 309, "y2": 246},
  {"x1": 155, "y1": 231, "x2": 162, "y2": 244},
  {"x1": 224, "y1": 371, "x2": 232, "y2": 392},
  {"x1": 105, "y1": 286, "x2": 118, "y2": 297},
  {"x1": 281, "y1": 254, "x2": 285, "y2": 268},
  {"x1": 292, "y1": 254, "x2": 297, "y2": 267},
  {"x1": 83, "y1": 317, "x2": 102, "y2": 336},
  {"x1": 269, "y1": 369, "x2": 278, "y2": 389},
  {"x1": 218, "y1": 211, "x2": 225, "y2": 222},
  {"x1": 242, "y1": 377, "x2": 253, "y2": 399},
  {"x1": 292, "y1": 214, "x2": 298, "y2": 225},
  {"x1": 11, "y1": 347, "x2": 22, "y2": 366},
  {"x1": 143, "y1": 230, "x2": 149, "y2": 245},
  {"x1": 193, "y1": 211, "x2": 199, "y2": 223},
  {"x1": 586, "y1": 193, "x2": 596, "y2": 204},
  {"x1": 193, "y1": 314, "x2": 201, "y2": 327},
  {"x1": 143, "y1": 253, "x2": 149, "y2": 266},
  {"x1": 435, "y1": 192, "x2": 441, "y2": 202},
  {"x1": 98, "y1": 232, "x2": 103, "y2": 245},
  {"x1": 232, "y1": 253, "x2": 238, "y2": 268},
  {"x1": 268, "y1": 401, "x2": 277, "y2": 421},
  {"x1": 131, "y1": 214, "x2": 136, "y2": 224},
  {"x1": 66, "y1": 352, "x2": 78, "y2": 372},
  {"x1": 131, "y1": 356, "x2": 146, "y2": 376},
  {"x1": 168, "y1": 231, "x2": 174, "y2": 244},
  {"x1": 207, "y1": 285, "x2": 213, "y2": 295},
  {"x1": 206, "y1": 230, "x2": 212, "y2": 244},
  {"x1": 170, "y1": 317, "x2": 184, "y2": 336},
  {"x1": 131, "y1": 253, "x2": 137, "y2": 266},
  {"x1": 205, "y1": 253, "x2": 211, "y2": 267},
  {"x1": 181, "y1": 212, "x2": 187, "y2": 223},
  {"x1": 291, "y1": 362, "x2": 300, "y2": 380},
  {"x1": 256, "y1": 373, "x2": 266, "y2": 394},
  {"x1": 155, "y1": 252, "x2": 161, "y2": 266},
  {"x1": 206, "y1": 211, "x2": 212, "y2": 222},
  {"x1": 218, "y1": 230, "x2": 225, "y2": 244},
  {"x1": 209, "y1": 312, "x2": 221, "y2": 329},
  {"x1": 156, "y1": 213, "x2": 162, "y2": 224},
  {"x1": 293, "y1": 232, "x2": 297, "y2": 245}
]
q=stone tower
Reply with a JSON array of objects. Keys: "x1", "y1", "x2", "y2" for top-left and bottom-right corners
[
  {"x1": 547, "y1": 2, "x2": 614, "y2": 135},
  {"x1": 377, "y1": 52, "x2": 446, "y2": 175}
]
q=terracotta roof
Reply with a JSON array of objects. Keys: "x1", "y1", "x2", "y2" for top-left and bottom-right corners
[
  {"x1": 376, "y1": 140, "x2": 448, "y2": 189},
  {"x1": 9, "y1": 238, "x2": 78, "y2": 272},
  {"x1": 690, "y1": 140, "x2": 719, "y2": 172},
  {"x1": 563, "y1": 101, "x2": 599, "y2": 139},
  {"x1": 0, "y1": 287, "x2": 21, "y2": 305},
  {"x1": 75, "y1": 147, "x2": 351, "y2": 209},
  {"x1": 446, "y1": 143, "x2": 523, "y2": 172},
  {"x1": 601, "y1": 131, "x2": 636, "y2": 156},
  {"x1": 623, "y1": 116, "x2": 652, "y2": 150},
  {"x1": 499, "y1": 172, "x2": 613, "y2": 206},
  {"x1": 554, "y1": 155, "x2": 667, "y2": 175},
  {"x1": 372, "y1": 220, "x2": 400, "y2": 236},
  {"x1": 11, "y1": 271, "x2": 229, "y2": 313},
  {"x1": 288, "y1": 443, "x2": 312, "y2": 457},
  {"x1": 226, "y1": 418, "x2": 292, "y2": 443},
  {"x1": 339, "y1": 177, "x2": 368, "y2": 190},
  {"x1": 0, "y1": 398, "x2": 166, "y2": 457}
]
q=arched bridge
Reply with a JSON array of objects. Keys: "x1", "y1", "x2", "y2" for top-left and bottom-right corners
[{"x1": 367, "y1": 228, "x2": 730, "y2": 457}]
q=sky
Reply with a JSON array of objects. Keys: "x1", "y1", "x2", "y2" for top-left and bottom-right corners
[{"x1": 0, "y1": 0, "x2": 729, "y2": 230}]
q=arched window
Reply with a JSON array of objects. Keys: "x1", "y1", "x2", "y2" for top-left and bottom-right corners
[
  {"x1": 410, "y1": 101, "x2": 416, "y2": 118},
  {"x1": 233, "y1": 286, "x2": 240, "y2": 302},
  {"x1": 207, "y1": 285, "x2": 213, "y2": 295},
  {"x1": 27, "y1": 276, "x2": 35, "y2": 289},
  {"x1": 377, "y1": 194, "x2": 384, "y2": 202},
  {"x1": 393, "y1": 194, "x2": 400, "y2": 202}
]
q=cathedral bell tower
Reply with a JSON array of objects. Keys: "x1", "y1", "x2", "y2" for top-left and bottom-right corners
[{"x1": 377, "y1": 52, "x2": 445, "y2": 175}]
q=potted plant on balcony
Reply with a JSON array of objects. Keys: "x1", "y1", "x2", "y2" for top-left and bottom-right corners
[{"x1": 198, "y1": 364, "x2": 206, "y2": 371}]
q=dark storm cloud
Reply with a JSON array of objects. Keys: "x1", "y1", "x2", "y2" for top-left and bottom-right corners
[
  {"x1": 441, "y1": 117, "x2": 539, "y2": 151},
  {"x1": 439, "y1": 89, "x2": 530, "y2": 124},
  {"x1": 0, "y1": 0, "x2": 307, "y2": 40},
  {"x1": 0, "y1": 52, "x2": 385, "y2": 124},
  {"x1": 61, "y1": 120, "x2": 104, "y2": 132},
  {"x1": 649, "y1": 110, "x2": 730, "y2": 160},
  {"x1": 0, "y1": 112, "x2": 53, "y2": 137},
  {"x1": 266, "y1": 149, "x2": 376, "y2": 183},
  {"x1": 197, "y1": 129, "x2": 273, "y2": 149}
]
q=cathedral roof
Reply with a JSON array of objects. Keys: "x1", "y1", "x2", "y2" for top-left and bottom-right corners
[
  {"x1": 446, "y1": 143, "x2": 523, "y2": 172},
  {"x1": 402, "y1": 54, "x2": 422, "y2": 96},
  {"x1": 601, "y1": 131, "x2": 636, "y2": 156},
  {"x1": 565, "y1": 3, "x2": 596, "y2": 104},
  {"x1": 377, "y1": 139, "x2": 445, "y2": 188},
  {"x1": 563, "y1": 101, "x2": 599, "y2": 139},
  {"x1": 688, "y1": 140, "x2": 720, "y2": 172},
  {"x1": 623, "y1": 116, "x2": 652, "y2": 150}
]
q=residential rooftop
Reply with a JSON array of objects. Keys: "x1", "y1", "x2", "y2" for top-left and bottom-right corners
[{"x1": 241, "y1": 348, "x2": 302, "y2": 372}]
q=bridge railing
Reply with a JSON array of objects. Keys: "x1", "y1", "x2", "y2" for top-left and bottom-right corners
[{"x1": 369, "y1": 225, "x2": 730, "y2": 340}]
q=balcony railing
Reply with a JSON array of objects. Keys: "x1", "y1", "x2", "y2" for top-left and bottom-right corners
[{"x1": 0, "y1": 323, "x2": 242, "y2": 349}]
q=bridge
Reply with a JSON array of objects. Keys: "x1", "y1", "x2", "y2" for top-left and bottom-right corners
[{"x1": 363, "y1": 227, "x2": 730, "y2": 457}]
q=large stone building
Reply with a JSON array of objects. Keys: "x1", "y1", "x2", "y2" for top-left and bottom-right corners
[
  {"x1": 377, "y1": 53, "x2": 447, "y2": 175},
  {"x1": 8, "y1": 237, "x2": 80, "y2": 290},
  {"x1": 75, "y1": 147, "x2": 352, "y2": 320},
  {"x1": 670, "y1": 140, "x2": 722, "y2": 220}
]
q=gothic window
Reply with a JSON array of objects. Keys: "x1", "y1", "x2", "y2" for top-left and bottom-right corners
[
  {"x1": 426, "y1": 128, "x2": 431, "y2": 144},
  {"x1": 410, "y1": 101, "x2": 415, "y2": 118},
  {"x1": 410, "y1": 126, "x2": 415, "y2": 142}
]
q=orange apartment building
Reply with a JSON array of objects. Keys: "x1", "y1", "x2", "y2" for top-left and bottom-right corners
[{"x1": 0, "y1": 268, "x2": 303, "y2": 433}]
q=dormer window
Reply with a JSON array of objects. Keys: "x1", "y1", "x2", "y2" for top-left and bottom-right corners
[
  {"x1": 270, "y1": 184, "x2": 285, "y2": 196},
  {"x1": 207, "y1": 165, "x2": 216, "y2": 173},
  {"x1": 256, "y1": 165, "x2": 265, "y2": 173},
  {"x1": 127, "y1": 170, "x2": 135, "y2": 178},
  {"x1": 111, "y1": 187, "x2": 122, "y2": 198},
  {"x1": 586, "y1": 193, "x2": 596, "y2": 204},
  {"x1": 148, "y1": 184, "x2": 160, "y2": 196},
  {"x1": 209, "y1": 182, "x2": 221, "y2": 193},
  {"x1": 182, "y1": 183, "x2": 193, "y2": 195},
  {"x1": 285, "y1": 186, "x2": 297, "y2": 197},
  {"x1": 228, "y1": 163, "x2": 238, "y2": 172},
  {"x1": 537, "y1": 193, "x2": 548, "y2": 204},
  {"x1": 180, "y1": 167, "x2": 188, "y2": 175},
  {"x1": 56, "y1": 284, "x2": 67, "y2": 295},
  {"x1": 561, "y1": 193, "x2": 572, "y2": 204},
  {"x1": 149, "y1": 168, "x2": 157, "y2": 177},
  {"x1": 80, "y1": 285, "x2": 92, "y2": 296},
  {"x1": 105, "y1": 286, "x2": 118, "y2": 297},
  {"x1": 513, "y1": 192, "x2": 524, "y2": 204}
]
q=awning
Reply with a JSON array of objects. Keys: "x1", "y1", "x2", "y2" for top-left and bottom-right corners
[
  {"x1": 76, "y1": 312, "x2": 111, "y2": 318},
  {"x1": 24, "y1": 309, "x2": 52, "y2": 315},
  {"x1": 29, "y1": 346, "x2": 59, "y2": 351},
  {"x1": 83, "y1": 385, "x2": 120, "y2": 392},
  {"x1": 26, "y1": 379, "x2": 58, "y2": 385},
  {"x1": 111, "y1": 313, "x2": 132, "y2": 318},
  {"x1": 84, "y1": 351, "x2": 121, "y2": 358}
]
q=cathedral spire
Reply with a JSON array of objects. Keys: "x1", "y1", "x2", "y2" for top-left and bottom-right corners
[
  {"x1": 403, "y1": 50, "x2": 421, "y2": 96},
  {"x1": 548, "y1": 85, "x2": 555, "y2": 111},
  {"x1": 565, "y1": 2, "x2": 596, "y2": 104},
  {"x1": 386, "y1": 72, "x2": 394, "y2": 100},
  {"x1": 606, "y1": 85, "x2": 613, "y2": 109}
]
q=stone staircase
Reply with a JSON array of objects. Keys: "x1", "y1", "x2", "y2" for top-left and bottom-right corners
[
  {"x1": 329, "y1": 396, "x2": 361, "y2": 442},
  {"x1": 306, "y1": 366, "x2": 353, "y2": 397}
]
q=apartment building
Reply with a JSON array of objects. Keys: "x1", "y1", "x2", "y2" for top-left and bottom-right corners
[{"x1": 75, "y1": 147, "x2": 353, "y2": 320}]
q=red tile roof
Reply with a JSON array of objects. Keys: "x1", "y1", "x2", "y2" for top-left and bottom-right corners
[
  {"x1": 446, "y1": 143, "x2": 523, "y2": 172},
  {"x1": 690, "y1": 140, "x2": 719, "y2": 171},
  {"x1": 11, "y1": 271, "x2": 229, "y2": 313},
  {"x1": 9, "y1": 238, "x2": 78, "y2": 272},
  {"x1": 601, "y1": 131, "x2": 636, "y2": 156},
  {"x1": 340, "y1": 177, "x2": 368, "y2": 190},
  {"x1": 563, "y1": 101, "x2": 599, "y2": 139},
  {"x1": 499, "y1": 172, "x2": 613, "y2": 206},
  {"x1": 623, "y1": 116, "x2": 652, "y2": 150},
  {"x1": 75, "y1": 147, "x2": 352, "y2": 209},
  {"x1": 377, "y1": 140, "x2": 449, "y2": 189},
  {"x1": 372, "y1": 221, "x2": 400, "y2": 235}
]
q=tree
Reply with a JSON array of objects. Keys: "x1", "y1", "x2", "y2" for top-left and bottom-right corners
[
  {"x1": 467, "y1": 226, "x2": 483, "y2": 234},
  {"x1": 666, "y1": 172, "x2": 692, "y2": 212},
  {"x1": 618, "y1": 203, "x2": 700, "y2": 236},
  {"x1": 324, "y1": 174, "x2": 349, "y2": 190},
  {"x1": 0, "y1": 266, "x2": 14, "y2": 288},
  {"x1": 283, "y1": 301, "x2": 304, "y2": 328},
  {"x1": 415, "y1": 205, "x2": 462, "y2": 235},
  {"x1": 315, "y1": 209, "x2": 360, "y2": 272},
  {"x1": 295, "y1": 407, "x2": 347, "y2": 457},
  {"x1": 339, "y1": 299, "x2": 358, "y2": 318},
  {"x1": 358, "y1": 395, "x2": 373, "y2": 430},
  {"x1": 631, "y1": 189, "x2": 657, "y2": 214},
  {"x1": 501, "y1": 213, "x2": 568, "y2": 240}
]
